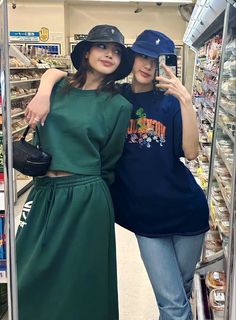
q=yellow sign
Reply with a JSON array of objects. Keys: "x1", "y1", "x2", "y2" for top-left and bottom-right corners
[{"x1": 39, "y1": 27, "x2": 49, "y2": 42}]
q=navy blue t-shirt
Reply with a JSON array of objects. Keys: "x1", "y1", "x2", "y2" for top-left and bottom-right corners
[{"x1": 110, "y1": 84, "x2": 209, "y2": 237}]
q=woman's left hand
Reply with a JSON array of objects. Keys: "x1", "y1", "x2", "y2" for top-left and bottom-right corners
[{"x1": 155, "y1": 64, "x2": 191, "y2": 102}]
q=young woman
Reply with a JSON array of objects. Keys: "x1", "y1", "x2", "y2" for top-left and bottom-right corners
[
  {"x1": 16, "y1": 24, "x2": 133, "y2": 320},
  {"x1": 25, "y1": 30, "x2": 209, "y2": 320}
]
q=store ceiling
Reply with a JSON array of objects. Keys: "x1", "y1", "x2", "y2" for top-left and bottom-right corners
[
  {"x1": 12, "y1": 0, "x2": 193, "y2": 4},
  {"x1": 65, "y1": 0, "x2": 193, "y2": 3}
]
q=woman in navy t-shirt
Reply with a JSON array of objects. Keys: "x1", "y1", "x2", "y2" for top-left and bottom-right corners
[
  {"x1": 111, "y1": 31, "x2": 209, "y2": 320},
  {"x1": 25, "y1": 30, "x2": 209, "y2": 320}
]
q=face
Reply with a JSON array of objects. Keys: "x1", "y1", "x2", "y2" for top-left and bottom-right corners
[
  {"x1": 86, "y1": 42, "x2": 122, "y2": 76},
  {"x1": 132, "y1": 54, "x2": 157, "y2": 87}
]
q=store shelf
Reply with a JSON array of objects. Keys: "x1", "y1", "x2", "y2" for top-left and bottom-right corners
[
  {"x1": 0, "y1": 192, "x2": 4, "y2": 210},
  {"x1": 194, "y1": 274, "x2": 205, "y2": 320},
  {"x1": 10, "y1": 66, "x2": 40, "y2": 70},
  {"x1": 220, "y1": 104, "x2": 236, "y2": 117},
  {"x1": 218, "y1": 123, "x2": 235, "y2": 143},
  {"x1": 213, "y1": 172, "x2": 231, "y2": 212},
  {"x1": 193, "y1": 274, "x2": 215, "y2": 320},
  {"x1": 10, "y1": 65, "x2": 67, "y2": 70},
  {"x1": 216, "y1": 146, "x2": 233, "y2": 176},
  {"x1": 16, "y1": 178, "x2": 33, "y2": 198},
  {"x1": 189, "y1": 2, "x2": 236, "y2": 319},
  {"x1": 204, "y1": 70, "x2": 219, "y2": 78},
  {"x1": 1, "y1": 312, "x2": 8, "y2": 320},
  {"x1": 198, "y1": 250, "x2": 224, "y2": 269},
  {"x1": 12, "y1": 125, "x2": 28, "y2": 135},
  {"x1": 0, "y1": 260, "x2": 7, "y2": 284},
  {"x1": 10, "y1": 78, "x2": 40, "y2": 85},
  {"x1": 11, "y1": 111, "x2": 25, "y2": 119},
  {"x1": 11, "y1": 93, "x2": 35, "y2": 101}
]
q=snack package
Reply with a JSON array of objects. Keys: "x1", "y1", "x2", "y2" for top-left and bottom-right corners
[{"x1": 205, "y1": 271, "x2": 226, "y2": 290}]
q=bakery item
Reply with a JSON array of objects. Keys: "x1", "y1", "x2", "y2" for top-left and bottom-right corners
[
  {"x1": 209, "y1": 289, "x2": 225, "y2": 312},
  {"x1": 205, "y1": 231, "x2": 222, "y2": 251},
  {"x1": 205, "y1": 271, "x2": 226, "y2": 290}
]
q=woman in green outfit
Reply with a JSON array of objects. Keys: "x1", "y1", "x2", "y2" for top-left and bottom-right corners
[{"x1": 16, "y1": 24, "x2": 133, "y2": 320}]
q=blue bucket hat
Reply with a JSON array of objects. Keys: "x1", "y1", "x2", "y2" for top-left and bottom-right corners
[{"x1": 130, "y1": 30, "x2": 175, "y2": 58}]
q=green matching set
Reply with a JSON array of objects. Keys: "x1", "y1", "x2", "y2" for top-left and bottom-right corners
[{"x1": 16, "y1": 79, "x2": 132, "y2": 320}]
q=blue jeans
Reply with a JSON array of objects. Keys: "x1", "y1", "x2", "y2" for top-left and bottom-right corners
[{"x1": 136, "y1": 233, "x2": 205, "y2": 320}]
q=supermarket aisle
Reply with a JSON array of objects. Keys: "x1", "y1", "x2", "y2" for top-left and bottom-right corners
[
  {"x1": 116, "y1": 225, "x2": 157, "y2": 320},
  {"x1": 14, "y1": 192, "x2": 158, "y2": 320}
]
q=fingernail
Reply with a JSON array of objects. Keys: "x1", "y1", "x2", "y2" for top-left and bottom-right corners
[{"x1": 41, "y1": 122, "x2": 44, "y2": 126}]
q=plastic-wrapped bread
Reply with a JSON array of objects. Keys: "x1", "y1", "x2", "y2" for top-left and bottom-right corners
[
  {"x1": 209, "y1": 289, "x2": 225, "y2": 312},
  {"x1": 205, "y1": 231, "x2": 222, "y2": 251},
  {"x1": 218, "y1": 219, "x2": 230, "y2": 237},
  {"x1": 205, "y1": 271, "x2": 226, "y2": 290},
  {"x1": 216, "y1": 206, "x2": 230, "y2": 220}
]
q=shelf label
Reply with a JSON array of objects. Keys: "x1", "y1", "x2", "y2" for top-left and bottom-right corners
[
  {"x1": 214, "y1": 291, "x2": 225, "y2": 302},
  {"x1": 9, "y1": 31, "x2": 39, "y2": 42},
  {"x1": 74, "y1": 34, "x2": 87, "y2": 41}
]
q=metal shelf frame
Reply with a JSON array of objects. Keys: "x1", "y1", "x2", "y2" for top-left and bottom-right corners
[{"x1": 0, "y1": 1, "x2": 19, "y2": 319}]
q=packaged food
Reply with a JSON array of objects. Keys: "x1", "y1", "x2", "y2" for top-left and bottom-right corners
[
  {"x1": 203, "y1": 248, "x2": 224, "y2": 262},
  {"x1": 216, "y1": 206, "x2": 230, "y2": 220},
  {"x1": 209, "y1": 289, "x2": 225, "y2": 312},
  {"x1": 205, "y1": 271, "x2": 226, "y2": 290},
  {"x1": 218, "y1": 219, "x2": 230, "y2": 237},
  {"x1": 212, "y1": 194, "x2": 224, "y2": 206},
  {"x1": 205, "y1": 231, "x2": 222, "y2": 251}
]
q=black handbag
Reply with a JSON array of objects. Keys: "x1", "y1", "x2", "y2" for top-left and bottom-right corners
[{"x1": 13, "y1": 125, "x2": 52, "y2": 177}]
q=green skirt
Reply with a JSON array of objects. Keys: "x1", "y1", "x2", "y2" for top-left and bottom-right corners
[{"x1": 16, "y1": 175, "x2": 118, "y2": 320}]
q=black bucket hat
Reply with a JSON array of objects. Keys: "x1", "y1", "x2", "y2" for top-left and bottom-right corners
[{"x1": 71, "y1": 24, "x2": 133, "y2": 81}]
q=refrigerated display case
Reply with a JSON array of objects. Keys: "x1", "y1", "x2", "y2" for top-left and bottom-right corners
[
  {"x1": 176, "y1": 45, "x2": 184, "y2": 83},
  {"x1": 184, "y1": 0, "x2": 236, "y2": 319},
  {"x1": 25, "y1": 43, "x2": 61, "y2": 56}
]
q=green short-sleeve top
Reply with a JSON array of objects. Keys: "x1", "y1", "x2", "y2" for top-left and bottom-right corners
[{"x1": 38, "y1": 79, "x2": 132, "y2": 185}]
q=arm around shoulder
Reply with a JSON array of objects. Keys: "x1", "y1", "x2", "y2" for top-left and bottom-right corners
[
  {"x1": 25, "y1": 68, "x2": 67, "y2": 128},
  {"x1": 101, "y1": 101, "x2": 132, "y2": 185}
]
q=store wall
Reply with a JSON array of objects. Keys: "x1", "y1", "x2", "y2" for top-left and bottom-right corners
[
  {"x1": 7, "y1": 2, "x2": 187, "y2": 55},
  {"x1": 69, "y1": 3, "x2": 186, "y2": 45},
  {"x1": 7, "y1": 2, "x2": 66, "y2": 54}
]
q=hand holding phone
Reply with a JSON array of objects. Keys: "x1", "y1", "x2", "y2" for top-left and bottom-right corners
[
  {"x1": 157, "y1": 54, "x2": 177, "y2": 77},
  {"x1": 155, "y1": 53, "x2": 178, "y2": 91}
]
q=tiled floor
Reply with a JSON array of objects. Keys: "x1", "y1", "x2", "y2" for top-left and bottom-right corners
[{"x1": 13, "y1": 191, "x2": 158, "y2": 320}]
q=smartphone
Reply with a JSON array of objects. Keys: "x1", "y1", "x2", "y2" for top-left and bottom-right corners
[{"x1": 157, "y1": 53, "x2": 178, "y2": 78}]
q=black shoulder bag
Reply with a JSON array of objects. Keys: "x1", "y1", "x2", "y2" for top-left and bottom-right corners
[{"x1": 13, "y1": 125, "x2": 52, "y2": 177}]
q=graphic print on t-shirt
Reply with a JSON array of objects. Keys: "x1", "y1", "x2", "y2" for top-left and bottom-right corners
[{"x1": 127, "y1": 107, "x2": 166, "y2": 148}]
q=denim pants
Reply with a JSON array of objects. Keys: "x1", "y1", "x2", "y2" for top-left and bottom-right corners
[{"x1": 136, "y1": 233, "x2": 205, "y2": 320}]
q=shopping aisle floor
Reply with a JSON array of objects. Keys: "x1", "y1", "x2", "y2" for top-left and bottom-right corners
[{"x1": 13, "y1": 191, "x2": 158, "y2": 320}]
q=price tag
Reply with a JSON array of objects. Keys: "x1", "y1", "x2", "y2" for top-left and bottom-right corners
[
  {"x1": 197, "y1": 167, "x2": 203, "y2": 175},
  {"x1": 214, "y1": 291, "x2": 225, "y2": 302},
  {"x1": 208, "y1": 130, "x2": 213, "y2": 142},
  {"x1": 213, "y1": 272, "x2": 220, "y2": 280},
  {"x1": 222, "y1": 221, "x2": 230, "y2": 227}
]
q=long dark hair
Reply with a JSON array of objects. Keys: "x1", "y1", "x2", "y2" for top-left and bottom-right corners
[{"x1": 65, "y1": 43, "x2": 120, "y2": 95}]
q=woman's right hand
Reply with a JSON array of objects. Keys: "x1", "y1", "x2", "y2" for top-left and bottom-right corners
[
  {"x1": 24, "y1": 68, "x2": 67, "y2": 128},
  {"x1": 25, "y1": 92, "x2": 50, "y2": 128}
]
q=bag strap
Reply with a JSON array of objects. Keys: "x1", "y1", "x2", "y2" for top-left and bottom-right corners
[{"x1": 20, "y1": 125, "x2": 41, "y2": 149}]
